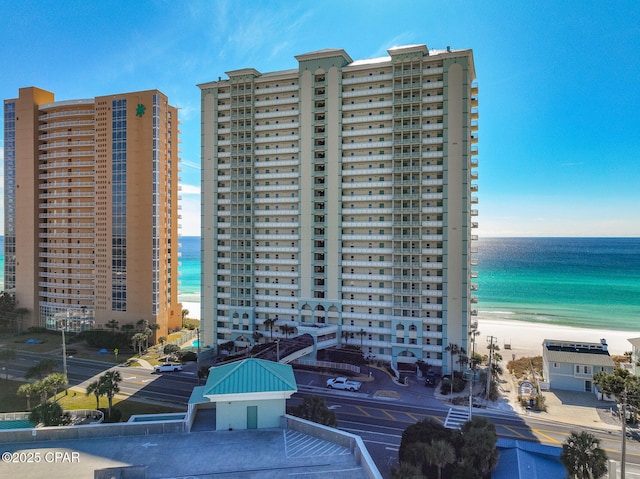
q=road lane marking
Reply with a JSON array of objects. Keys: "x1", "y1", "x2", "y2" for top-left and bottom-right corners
[
  {"x1": 502, "y1": 425, "x2": 530, "y2": 438},
  {"x1": 380, "y1": 409, "x2": 396, "y2": 420},
  {"x1": 532, "y1": 428, "x2": 561, "y2": 444},
  {"x1": 355, "y1": 406, "x2": 373, "y2": 417},
  {"x1": 406, "y1": 412, "x2": 423, "y2": 422}
]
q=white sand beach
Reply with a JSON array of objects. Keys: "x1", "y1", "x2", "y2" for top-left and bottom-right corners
[
  {"x1": 181, "y1": 301, "x2": 201, "y2": 321},
  {"x1": 476, "y1": 317, "x2": 637, "y2": 359},
  {"x1": 179, "y1": 299, "x2": 638, "y2": 358}
]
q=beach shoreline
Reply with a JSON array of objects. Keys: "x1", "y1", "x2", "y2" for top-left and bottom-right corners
[{"x1": 179, "y1": 300, "x2": 638, "y2": 358}]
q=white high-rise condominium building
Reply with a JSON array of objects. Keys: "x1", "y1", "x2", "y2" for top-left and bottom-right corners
[{"x1": 199, "y1": 44, "x2": 478, "y2": 372}]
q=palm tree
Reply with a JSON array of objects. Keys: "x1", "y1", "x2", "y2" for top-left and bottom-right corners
[
  {"x1": 391, "y1": 462, "x2": 424, "y2": 479},
  {"x1": 280, "y1": 324, "x2": 295, "y2": 339},
  {"x1": 131, "y1": 332, "x2": 148, "y2": 356},
  {"x1": 105, "y1": 319, "x2": 119, "y2": 335},
  {"x1": 263, "y1": 317, "x2": 277, "y2": 341},
  {"x1": 100, "y1": 370, "x2": 122, "y2": 418},
  {"x1": 43, "y1": 373, "x2": 68, "y2": 402},
  {"x1": 560, "y1": 431, "x2": 608, "y2": 479},
  {"x1": 86, "y1": 379, "x2": 105, "y2": 410},
  {"x1": 404, "y1": 442, "x2": 429, "y2": 473},
  {"x1": 445, "y1": 343, "x2": 460, "y2": 374},
  {"x1": 423, "y1": 439, "x2": 455, "y2": 479},
  {"x1": 17, "y1": 383, "x2": 37, "y2": 410}
]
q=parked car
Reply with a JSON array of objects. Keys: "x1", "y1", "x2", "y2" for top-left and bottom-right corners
[
  {"x1": 424, "y1": 371, "x2": 437, "y2": 387},
  {"x1": 326, "y1": 377, "x2": 362, "y2": 391},
  {"x1": 154, "y1": 362, "x2": 183, "y2": 373}
]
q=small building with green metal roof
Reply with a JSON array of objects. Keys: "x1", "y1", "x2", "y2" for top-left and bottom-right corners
[{"x1": 188, "y1": 358, "x2": 298, "y2": 431}]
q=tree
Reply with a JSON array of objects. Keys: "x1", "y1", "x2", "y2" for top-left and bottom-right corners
[
  {"x1": 25, "y1": 359, "x2": 58, "y2": 380},
  {"x1": 148, "y1": 323, "x2": 161, "y2": 346},
  {"x1": 42, "y1": 373, "x2": 68, "y2": 402},
  {"x1": 423, "y1": 440, "x2": 456, "y2": 479},
  {"x1": 17, "y1": 383, "x2": 38, "y2": 410},
  {"x1": 460, "y1": 416, "x2": 499, "y2": 478},
  {"x1": 163, "y1": 343, "x2": 179, "y2": 356},
  {"x1": 131, "y1": 332, "x2": 148, "y2": 356},
  {"x1": 29, "y1": 401, "x2": 70, "y2": 427},
  {"x1": 86, "y1": 379, "x2": 106, "y2": 410},
  {"x1": 289, "y1": 395, "x2": 336, "y2": 427},
  {"x1": 280, "y1": 324, "x2": 295, "y2": 339},
  {"x1": 100, "y1": 370, "x2": 122, "y2": 418},
  {"x1": 391, "y1": 462, "x2": 425, "y2": 479},
  {"x1": 182, "y1": 308, "x2": 189, "y2": 326},
  {"x1": 560, "y1": 431, "x2": 607, "y2": 479},
  {"x1": 445, "y1": 343, "x2": 460, "y2": 374},
  {"x1": 252, "y1": 331, "x2": 263, "y2": 345},
  {"x1": 0, "y1": 349, "x2": 16, "y2": 380},
  {"x1": 106, "y1": 319, "x2": 119, "y2": 335},
  {"x1": 263, "y1": 317, "x2": 277, "y2": 341}
]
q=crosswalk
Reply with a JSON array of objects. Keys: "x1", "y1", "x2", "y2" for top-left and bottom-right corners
[{"x1": 444, "y1": 407, "x2": 470, "y2": 429}]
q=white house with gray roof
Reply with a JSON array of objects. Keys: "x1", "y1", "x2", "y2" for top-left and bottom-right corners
[{"x1": 542, "y1": 339, "x2": 615, "y2": 393}]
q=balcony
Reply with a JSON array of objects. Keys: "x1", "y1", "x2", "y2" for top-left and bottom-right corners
[
  {"x1": 342, "y1": 73, "x2": 393, "y2": 85},
  {"x1": 39, "y1": 119, "x2": 94, "y2": 130},
  {"x1": 39, "y1": 150, "x2": 95, "y2": 160}
]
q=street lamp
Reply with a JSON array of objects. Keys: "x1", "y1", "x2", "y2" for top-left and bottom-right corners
[
  {"x1": 60, "y1": 318, "x2": 68, "y2": 395},
  {"x1": 275, "y1": 339, "x2": 280, "y2": 362}
]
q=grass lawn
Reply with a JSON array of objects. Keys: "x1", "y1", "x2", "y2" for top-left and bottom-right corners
[
  {"x1": 0, "y1": 331, "x2": 62, "y2": 353},
  {"x1": 56, "y1": 392, "x2": 184, "y2": 421},
  {"x1": 0, "y1": 379, "x2": 31, "y2": 412},
  {"x1": 1, "y1": 379, "x2": 183, "y2": 421}
]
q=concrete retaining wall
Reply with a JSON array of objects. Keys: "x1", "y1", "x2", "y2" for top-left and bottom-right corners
[
  {"x1": 0, "y1": 420, "x2": 188, "y2": 444},
  {"x1": 281, "y1": 415, "x2": 382, "y2": 479}
]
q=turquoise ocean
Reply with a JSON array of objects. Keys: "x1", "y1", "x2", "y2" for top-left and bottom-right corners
[{"x1": 1, "y1": 236, "x2": 638, "y2": 332}]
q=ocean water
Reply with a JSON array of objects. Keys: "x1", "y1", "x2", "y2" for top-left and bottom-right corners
[
  {"x1": 178, "y1": 236, "x2": 201, "y2": 303},
  {"x1": 2, "y1": 236, "x2": 639, "y2": 333},
  {"x1": 476, "y1": 237, "x2": 640, "y2": 331}
]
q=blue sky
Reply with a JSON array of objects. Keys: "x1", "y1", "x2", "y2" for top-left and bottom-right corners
[{"x1": 1, "y1": 0, "x2": 638, "y2": 237}]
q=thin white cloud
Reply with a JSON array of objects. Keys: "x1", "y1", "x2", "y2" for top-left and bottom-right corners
[
  {"x1": 181, "y1": 159, "x2": 200, "y2": 170},
  {"x1": 180, "y1": 184, "x2": 200, "y2": 195},
  {"x1": 178, "y1": 196, "x2": 201, "y2": 236}
]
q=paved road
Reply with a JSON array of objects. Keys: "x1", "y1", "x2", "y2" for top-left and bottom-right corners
[{"x1": 6, "y1": 350, "x2": 640, "y2": 477}]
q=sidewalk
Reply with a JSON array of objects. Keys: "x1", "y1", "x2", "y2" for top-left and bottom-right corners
[{"x1": 338, "y1": 364, "x2": 625, "y2": 433}]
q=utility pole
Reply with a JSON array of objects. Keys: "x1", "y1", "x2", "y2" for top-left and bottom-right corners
[
  {"x1": 487, "y1": 335, "x2": 497, "y2": 397},
  {"x1": 61, "y1": 315, "x2": 68, "y2": 395},
  {"x1": 622, "y1": 391, "x2": 627, "y2": 479},
  {"x1": 276, "y1": 339, "x2": 280, "y2": 363}
]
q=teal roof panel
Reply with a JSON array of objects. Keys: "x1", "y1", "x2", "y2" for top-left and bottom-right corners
[{"x1": 203, "y1": 358, "x2": 297, "y2": 396}]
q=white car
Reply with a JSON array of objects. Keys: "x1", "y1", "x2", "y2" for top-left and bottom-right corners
[
  {"x1": 326, "y1": 377, "x2": 362, "y2": 391},
  {"x1": 154, "y1": 362, "x2": 183, "y2": 373}
]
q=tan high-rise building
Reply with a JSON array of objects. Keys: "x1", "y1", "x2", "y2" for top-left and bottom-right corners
[
  {"x1": 3, "y1": 87, "x2": 182, "y2": 335},
  {"x1": 199, "y1": 44, "x2": 478, "y2": 372}
]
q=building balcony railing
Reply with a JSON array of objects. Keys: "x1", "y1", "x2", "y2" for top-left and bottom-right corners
[
  {"x1": 39, "y1": 271, "x2": 94, "y2": 280},
  {"x1": 40, "y1": 252, "x2": 94, "y2": 259},
  {"x1": 39, "y1": 232, "x2": 94, "y2": 239},
  {"x1": 39, "y1": 130, "x2": 94, "y2": 140},
  {"x1": 39, "y1": 119, "x2": 94, "y2": 130},
  {"x1": 39, "y1": 140, "x2": 94, "y2": 150},
  {"x1": 39, "y1": 171, "x2": 95, "y2": 180},
  {"x1": 39, "y1": 180, "x2": 94, "y2": 189},
  {"x1": 39, "y1": 109, "x2": 95, "y2": 121},
  {"x1": 39, "y1": 151, "x2": 95, "y2": 160},
  {"x1": 343, "y1": 87, "x2": 392, "y2": 98},
  {"x1": 342, "y1": 73, "x2": 393, "y2": 85},
  {"x1": 39, "y1": 281, "x2": 93, "y2": 289},
  {"x1": 39, "y1": 291, "x2": 94, "y2": 300},
  {"x1": 39, "y1": 160, "x2": 94, "y2": 170},
  {"x1": 39, "y1": 262, "x2": 95, "y2": 269}
]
